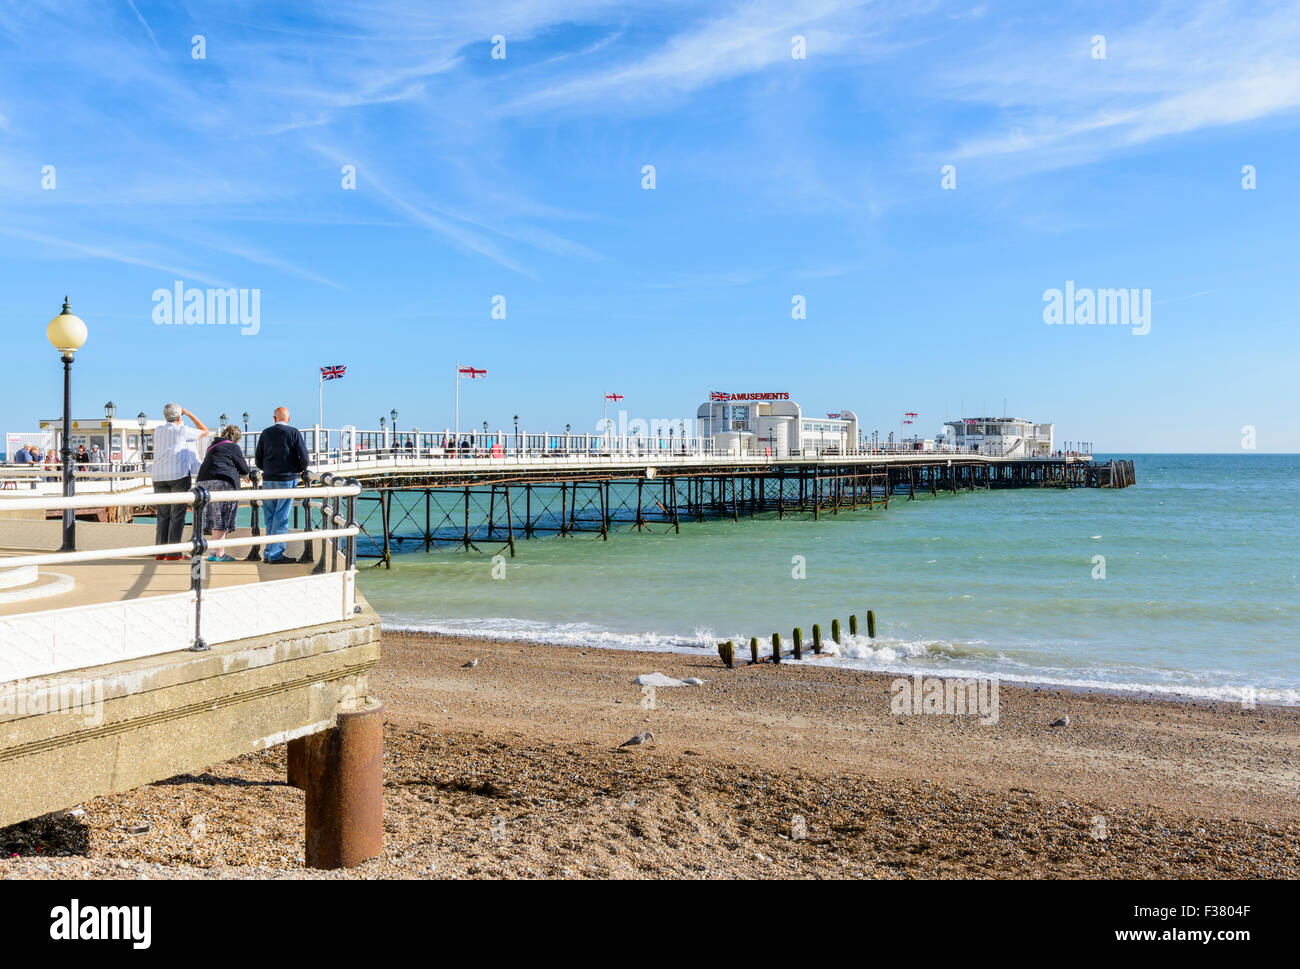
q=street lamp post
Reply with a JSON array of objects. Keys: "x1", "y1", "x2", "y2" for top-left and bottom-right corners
[
  {"x1": 219, "y1": 412, "x2": 228, "y2": 429},
  {"x1": 136, "y1": 412, "x2": 148, "y2": 468},
  {"x1": 565, "y1": 423, "x2": 571, "y2": 454},
  {"x1": 242, "y1": 412, "x2": 250, "y2": 455},
  {"x1": 103, "y1": 401, "x2": 116, "y2": 469},
  {"x1": 379, "y1": 416, "x2": 387, "y2": 453},
  {"x1": 513, "y1": 415, "x2": 519, "y2": 457},
  {"x1": 47, "y1": 297, "x2": 87, "y2": 552}
]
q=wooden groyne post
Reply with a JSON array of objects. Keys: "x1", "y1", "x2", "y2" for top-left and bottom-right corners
[
  {"x1": 771, "y1": 632, "x2": 781, "y2": 664},
  {"x1": 717, "y1": 641, "x2": 734, "y2": 669},
  {"x1": 792, "y1": 627, "x2": 803, "y2": 659},
  {"x1": 866, "y1": 610, "x2": 876, "y2": 638}
]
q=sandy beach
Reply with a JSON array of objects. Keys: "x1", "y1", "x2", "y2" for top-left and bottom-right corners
[{"x1": 3, "y1": 630, "x2": 1297, "y2": 879}]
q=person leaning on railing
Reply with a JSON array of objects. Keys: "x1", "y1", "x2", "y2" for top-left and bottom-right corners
[
  {"x1": 152, "y1": 402, "x2": 212, "y2": 560},
  {"x1": 254, "y1": 406, "x2": 310, "y2": 564},
  {"x1": 196, "y1": 425, "x2": 252, "y2": 562}
]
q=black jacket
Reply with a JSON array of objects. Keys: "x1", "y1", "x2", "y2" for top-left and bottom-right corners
[
  {"x1": 255, "y1": 423, "x2": 310, "y2": 481},
  {"x1": 197, "y1": 439, "x2": 252, "y2": 490}
]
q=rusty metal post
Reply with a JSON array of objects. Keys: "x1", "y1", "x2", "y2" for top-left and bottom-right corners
[
  {"x1": 304, "y1": 698, "x2": 384, "y2": 869},
  {"x1": 287, "y1": 736, "x2": 308, "y2": 789}
]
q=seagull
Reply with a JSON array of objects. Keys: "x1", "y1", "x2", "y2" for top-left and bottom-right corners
[
  {"x1": 619, "y1": 731, "x2": 654, "y2": 747},
  {"x1": 1050, "y1": 715, "x2": 1070, "y2": 728},
  {"x1": 462, "y1": 659, "x2": 479, "y2": 668}
]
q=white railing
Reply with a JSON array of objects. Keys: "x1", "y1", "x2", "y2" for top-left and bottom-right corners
[{"x1": 0, "y1": 476, "x2": 361, "y2": 659}]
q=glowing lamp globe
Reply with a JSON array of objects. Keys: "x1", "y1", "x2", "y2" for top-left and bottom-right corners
[{"x1": 47, "y1": 297, "x2": 87, "y2": 354}]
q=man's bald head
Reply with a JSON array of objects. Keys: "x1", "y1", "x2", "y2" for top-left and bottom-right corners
[{"x1": 274, "y1": 407, "x2": 290, "y2": 423}]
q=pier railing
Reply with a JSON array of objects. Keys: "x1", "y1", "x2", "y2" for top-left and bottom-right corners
[{"x1": 0, "y1": 478, "x2": 361, "y2": 672}]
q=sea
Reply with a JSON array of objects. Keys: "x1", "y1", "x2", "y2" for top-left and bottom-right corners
[{"x1": 356, "y1": 454, "x2": 1300, "y2": 705}]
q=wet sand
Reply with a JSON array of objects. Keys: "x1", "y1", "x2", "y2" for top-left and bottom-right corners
[{"x1": 3, "y1": 630, "x2": 1297, "y2": 878}]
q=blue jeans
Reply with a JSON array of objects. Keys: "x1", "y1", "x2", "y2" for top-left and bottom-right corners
[{"x1": 262, "y1": 479, "x2": 297, "y2": 560}]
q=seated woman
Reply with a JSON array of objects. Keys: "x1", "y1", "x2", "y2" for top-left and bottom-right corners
[{"x1": 196, "y1": 425, "x2": 252, "y2": 561}]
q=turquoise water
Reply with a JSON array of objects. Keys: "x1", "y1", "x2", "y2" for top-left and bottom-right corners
[{"x1": 356, "y1": 455, "x2": 1300, "y2": 704}]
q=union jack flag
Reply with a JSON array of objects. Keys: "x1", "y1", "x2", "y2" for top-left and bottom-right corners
[
  {"x1": 320, "y1": 364, "x2": 346, "y2": 380},
  {"x1": 710, "y1": 391, "x2": 729, "y2": 401}
]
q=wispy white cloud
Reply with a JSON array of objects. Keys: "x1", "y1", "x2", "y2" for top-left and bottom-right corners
[
  {"x1": 941, "y1": 1, "x2": 1300, "y2": 172},
  {"x1": 0, "y1": 226, "x2": 229, "y2": 288},
  {"x1": 504, "y1": 0, "x2": 881, "y2": 114},
  {"x1": 123, "y1": 0, "x2": 162, "y2": 56}
]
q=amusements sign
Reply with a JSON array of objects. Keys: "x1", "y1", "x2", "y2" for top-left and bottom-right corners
[{"x1": 709, "y1": 392, "x2": 790, "y2": 401}]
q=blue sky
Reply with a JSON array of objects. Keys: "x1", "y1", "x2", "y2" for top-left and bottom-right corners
[{"x1": 1, "y1": 0, "x2": 1297, "y2": 451}]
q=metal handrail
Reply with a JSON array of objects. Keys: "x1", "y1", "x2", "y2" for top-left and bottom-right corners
[
  {"x1": 0, "y1": 483, "x2": 359, "y2": 513},
  {"x1": 0, "y1": 479, "x2": 363, "y2": 652}
]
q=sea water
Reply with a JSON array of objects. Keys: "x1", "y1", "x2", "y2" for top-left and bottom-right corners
[{"x1": 357, "y1": 455, "x2": 1300, "y2": 704}]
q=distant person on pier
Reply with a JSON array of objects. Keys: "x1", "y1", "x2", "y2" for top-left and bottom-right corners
[
  {"x1": 152, "y1": 403, "x2": 211, "y2": 559},
  {"x1": 13, "y1": 445, "x2": 32, "y2": 464},
  {"x1": 74, "y1": 444, "x2": 90, "y2": 465},
  {"x1": 197, "y1": 425, "x2": 252, "y2": 561},
  {"x1": 255, "y1": 407, "x2": 310, "y2": 564}
]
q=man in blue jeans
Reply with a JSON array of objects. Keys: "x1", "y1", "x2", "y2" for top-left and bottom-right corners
[{"x1": 254, "y1": 407, "x2": 310, "y2": 563}]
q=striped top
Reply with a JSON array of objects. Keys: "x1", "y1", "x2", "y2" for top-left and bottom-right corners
[{"x1": 151, "y1": 422, "x2": 201, "y2": 481}]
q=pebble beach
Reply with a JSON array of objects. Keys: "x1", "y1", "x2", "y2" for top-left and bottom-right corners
[{"x1": 3, "y1": 630, "x2": 1297, "y2": 879}]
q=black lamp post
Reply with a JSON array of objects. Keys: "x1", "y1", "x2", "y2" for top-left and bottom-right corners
[
  {"x1": 137, "y1": 412, "x2": 148, "y2": 466},
  {"x1": 219, "y1": 412, "x2": 228, "y2": 429},
  {"x1": 103, "y1": 401, "x2": 116, "y2": 468},
  {"x1": 47, "y1": 297, "x2": 87, "y2": 552},
  {"x1": 513, "y1": 414, "x2": 519, "y2": 455},
  {"x1": 390, "y1": 409, "x2": 398, "y2": 439}
]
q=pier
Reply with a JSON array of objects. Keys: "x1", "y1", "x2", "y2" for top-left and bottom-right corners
[{"x1": 289, "y1": 443, "x2": 1134, "y2": 567}]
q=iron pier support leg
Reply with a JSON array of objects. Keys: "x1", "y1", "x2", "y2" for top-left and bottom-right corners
[
  {"x1": 304, "y1": 698, "x2": 384, "y2": 870},
  {"x1": 505, "y1": 484, "x2": 516, "y2": 556}
]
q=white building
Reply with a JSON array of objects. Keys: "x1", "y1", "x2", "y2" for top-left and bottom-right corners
[
  {"x1": 27, "y1": 416, "x2": 165, "y2": 465},
  {"x1": 696, "y1": 393, "x2": 858, "y2": 456},
  {"x1": 941, "y1": 417, "x2": 1054, "y2": 457}
]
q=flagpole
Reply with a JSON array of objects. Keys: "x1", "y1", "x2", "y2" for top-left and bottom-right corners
[
  {"x1": 319, "y1": 371, "x2": 324, "y2": 433},
  {"x1": 454, "y1": 363, "x2": 460, "y2": 440}
]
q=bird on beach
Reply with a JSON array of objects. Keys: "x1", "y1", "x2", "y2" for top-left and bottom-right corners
[
  {"x1": 1050, "y1": 715, "x2": 1070, "y2": 728},
  {"x1": 619, "y1": 731, "x2": 654, "y2": 747},
  {"x1": 462, "y1": 659, "x2": 479, "y2": 668}
]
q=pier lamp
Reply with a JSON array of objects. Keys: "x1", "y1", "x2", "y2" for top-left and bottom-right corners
[
  {"x1": 412, "y1": 427, "x2": 420, "y2": 456},
  {"x1": 513, "y1": 414, "x2": 519, "y2": 454},
  {"x1": 136, "y1": 412, "x2": 148, "y2": 465},
  {"x1": 104, "y1": 401, "x2": 116, "y2": 420},
  {"x1": 219, "y1": 412, "x2": 228, "y2": 428},
  {"x1": 390, "y1": 409, "x2": 398, "y2": 440},
  {"x1": 47, "y1": 297, "x2": 87, "y2": 552}
]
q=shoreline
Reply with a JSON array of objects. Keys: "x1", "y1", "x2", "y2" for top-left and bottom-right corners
[
  {"x1": 3, "y1": 628, "x2": 1297, "y2": 879},
  {"x1": 377, "y1": 620, "x2": 1298, "y2": 709}
]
